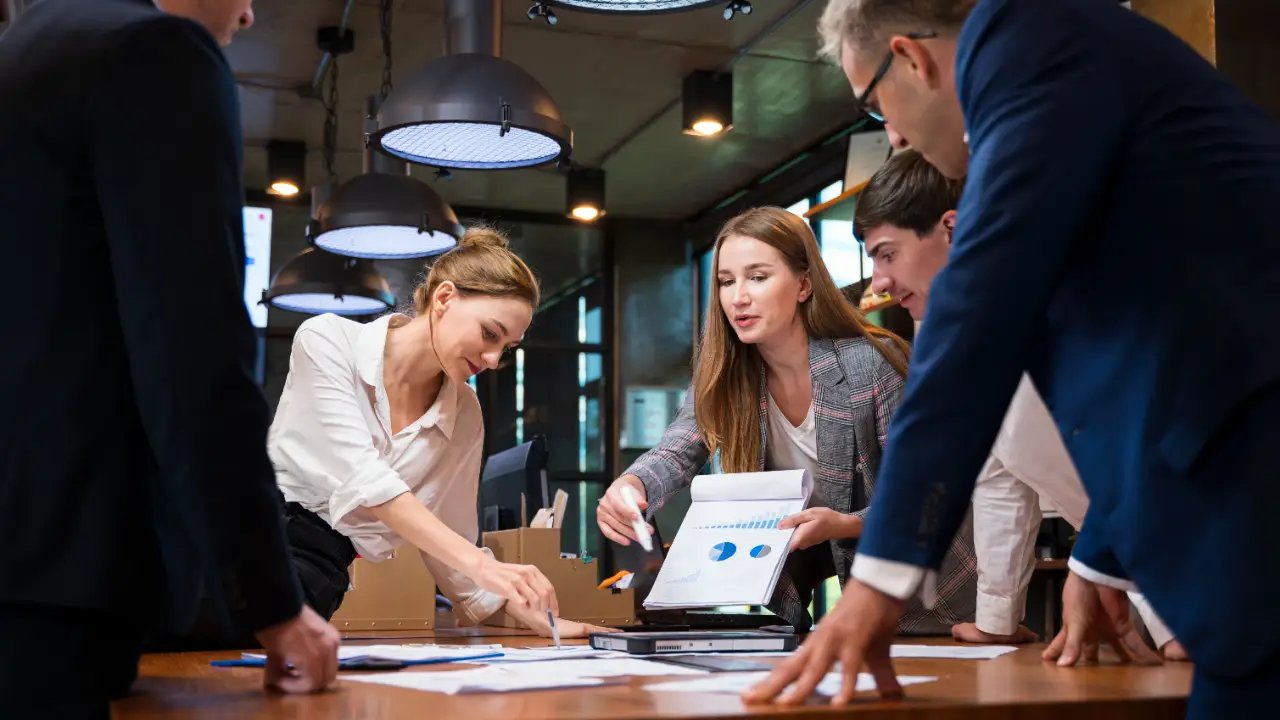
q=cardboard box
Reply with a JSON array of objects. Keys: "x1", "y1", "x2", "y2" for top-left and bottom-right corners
[
  {"x1": 482, "y1": 527, "x2": 636, "y2": 627},
  {"x1": 330, "y1": 550, "x2": 436, "y2": 632}
]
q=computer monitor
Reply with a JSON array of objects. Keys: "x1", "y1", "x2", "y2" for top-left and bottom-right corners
[{"x1": 478, "y1": 435, "x2": 549, "y2": 531}]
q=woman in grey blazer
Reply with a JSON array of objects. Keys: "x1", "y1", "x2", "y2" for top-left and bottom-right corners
[{"x1": 597, "y1": 207, "x2": 975, "y2": 633}]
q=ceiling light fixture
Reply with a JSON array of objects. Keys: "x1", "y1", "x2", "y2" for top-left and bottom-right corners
[
  {"x1": 310, "y1": 89, "x2": 464, "y2": 257},
  {"x1": 682, "y1": 70, "x2": 733, "y2": 137},
  {"x1": 566, "y1": 167, "x2": 605, "y2": 222},
  {"x1": 266, "y1": 140, "x2": 306, "y2": 196},
  {"x1": 263, "y1": 186, "x2": 396, "y2": 316},
  {"x1": 540, "y1": 1, "x2": 738, "y2": 15},
  {"x1": 373, "y1": 0, "x2": 572, "y2": 170}
]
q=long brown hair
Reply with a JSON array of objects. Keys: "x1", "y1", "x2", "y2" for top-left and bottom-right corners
[{"x1": 693, "y1": 207, "x2": 910, "y2": 472}]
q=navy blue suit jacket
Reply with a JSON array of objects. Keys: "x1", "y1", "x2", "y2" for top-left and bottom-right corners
[
  {"x1": 0, "y1": 0, "x2": 302, "y2": 633},
  {"x1": 859, "y1": 0, "x2": 1280, "y2": 676}
]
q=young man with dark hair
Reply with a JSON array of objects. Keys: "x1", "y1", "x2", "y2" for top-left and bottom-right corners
[{"x1": 855, "y1": 150, "x2": 1183, "y2": 656}]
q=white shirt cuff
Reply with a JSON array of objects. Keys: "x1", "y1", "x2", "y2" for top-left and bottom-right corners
[
  {"x1": 1067, "y1": 557, "x2": 1137, "y2": 592},
  {"x1": 975, "y1": 589, "x2": 1023, "y2": 636},
  {"x1": 1128, "y1": 591, "x2": 1175, "y2": 649},
  {"x1": 852, "y1": 553, "x2": 937, "y2": 607}
]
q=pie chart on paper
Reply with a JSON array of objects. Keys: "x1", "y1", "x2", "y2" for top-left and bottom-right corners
[{"x1": 708, "y1": 542, "x2": 737, "y2": 562}]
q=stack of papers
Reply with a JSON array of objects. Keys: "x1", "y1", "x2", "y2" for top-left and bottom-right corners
[
  {"x1": 486, "y1": 646, "x2": 622, "y2": 663},
  {"x1": 646, "y1": 470, "x2": 811, "y2": 609},
  {"x1": 647, "y1": 671, "x2": 938, "y2": 696},
  {"x1": 890, "y1": 644, "x2": 1017, "y2": 660},
  {"x1": 243, "y1": 644, "x2": 505, "y2": 664},
  {"x1": 342, "y1": 657, "x2": 706, "y2": 695},
  {"x1": 343, "y1": 667, "x2": 611, "y2": 695}
]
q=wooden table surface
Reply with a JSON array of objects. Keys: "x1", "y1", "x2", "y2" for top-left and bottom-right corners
[{"x1": 111, "y1": 627, "x2": 1192, "y2": 719}]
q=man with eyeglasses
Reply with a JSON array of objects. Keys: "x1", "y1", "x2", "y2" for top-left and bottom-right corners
[{"x1": 745, "y1": 0, "x2": 1280, "y2": 717}]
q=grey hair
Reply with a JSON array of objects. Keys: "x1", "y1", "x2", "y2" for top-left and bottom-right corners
[{"x1": 817, "y1": 0, "x2": 975, "y2": 61}]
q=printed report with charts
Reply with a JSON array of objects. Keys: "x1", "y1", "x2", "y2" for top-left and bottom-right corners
[{"x1": 644, "y1": 469, "x2": 811, "y2": 609}]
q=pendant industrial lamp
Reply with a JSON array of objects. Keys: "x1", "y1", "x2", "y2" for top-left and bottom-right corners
[
  {"x1": 262, "y1": 46, "x2": 395, "y2": 317},
  {"x1": 263, "y1": 185, "x2": 396, "y2": 316},
  {"x1": 372, "y1": 0, "x2": 572, "y2": 170},
  {"x1": 312, "y1": 1, "x2": 464, "y2": 259},
  {"x1": 529, "y1": 1, "x2": 749, "y2": 22}
]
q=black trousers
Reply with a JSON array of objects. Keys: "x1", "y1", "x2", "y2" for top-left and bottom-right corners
[
  {"x1": 0, "y1": 603, "x2": 143, "y2": 719},
  {"x1": 144, "y1": 500, "x2": 356, "y2": 651},
  {"x1": 281, "y1": 500, "x2": 357, "y2": 621}
]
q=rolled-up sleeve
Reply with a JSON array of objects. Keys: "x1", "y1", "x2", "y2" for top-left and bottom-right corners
[
  {"x1": 971, "y1": 454, "x2": 1041, "y2": 635},
  {"x1": 414, "y1": 432, "x2": 505, "y2": 625},
  {"x1": 272, "y1": 325, "x2": 411, "y2": 527}
]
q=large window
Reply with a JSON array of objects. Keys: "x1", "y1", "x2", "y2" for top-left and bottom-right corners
[{"x1": 471, "y1": 221, "x2": 611, "y2": 562}]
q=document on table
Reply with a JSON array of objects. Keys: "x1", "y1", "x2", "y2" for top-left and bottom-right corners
[
  {"x1": 488, "y1": 658, "x2": 707, "y2": 678},
  {"x1": 340, "y1": 657, "x2": 703, "y2": 694},
  {"x1": 646, "y1": 671, "x2": 938, "y2": 697},
  {"x1": 342, "y1": 666, "x2": 612, "y2": 695},
  {"x1": 889, "y1": 644, "x2": 1018, "y2": 660},
  {"x1": 486, "y1": 646, "x2": 622, "y2": 662},
  {"x1": 645, "y1": 470, "x2": 811, "y2": 609},
  {"x1": 244, "y1": 644, "x2": 505, "y2": 663}
]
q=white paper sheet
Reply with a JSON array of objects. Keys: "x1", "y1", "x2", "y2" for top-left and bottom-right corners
[
  {"x1": 690, "y1": 470, "x2": 810, "y2": 502},
  {"x1": 486, "y1": 646, "x2": 623, "y2": 662},
  {"x1": 341, "y1": 666, "x2": 610, "y2": 695},
  {"x1": 889, "y1": 644, "x2": 1018, "y2": 660},
  {"x1": 244, "y1": 643, "x2": 505, "y2": 663},
  {"x1": 646, "y1": 671, "x2": 937, "y2": 697},
  {"x1": 646, "y1": 471, "x2": 811, "y2": 609},
  {"x1": 486, "y1": 658, "x2": 707, "y2": 678}
]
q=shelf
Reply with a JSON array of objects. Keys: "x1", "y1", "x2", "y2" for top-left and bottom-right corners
[
  {"x1": 858, "y1": 299, "x2": 898, "y2": 314},
  {"x1": 803, "y1": 179, "x2": 868, "y2": 223}
]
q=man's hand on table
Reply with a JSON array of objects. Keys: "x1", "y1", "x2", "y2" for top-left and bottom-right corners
[
  {"x1": 742, "y1": 579, "x2": 905, "y2": 706},
  {"x1": 1042, "y1": 571, "x2": 1163, "y2": 667},
  {"x1": 254, "y1": 605, "x2": 341, "y2": 693}
]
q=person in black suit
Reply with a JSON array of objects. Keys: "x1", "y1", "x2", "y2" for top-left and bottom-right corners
[{"x1": 0, "y1": 0, "x2": 339, "y2": 715}]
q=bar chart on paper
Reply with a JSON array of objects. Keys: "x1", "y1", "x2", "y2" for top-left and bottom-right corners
[{"x1": 688, "y1": 506, "x2": 790, "y2": 530}]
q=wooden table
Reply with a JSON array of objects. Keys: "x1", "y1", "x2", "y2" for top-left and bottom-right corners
[{"x1": 112, "y1": 629, "x2": 1192, "y2": 719}]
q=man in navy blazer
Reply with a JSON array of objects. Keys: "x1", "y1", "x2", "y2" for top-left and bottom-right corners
[
  {"x1": 747, "y1": 0, "x2": 1280, "y2": 716},
  {"x1": 0, "y1": 0, "x2": 339, "y2": 713}
]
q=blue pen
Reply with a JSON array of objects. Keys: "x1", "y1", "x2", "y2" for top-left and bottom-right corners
[{"x1": 211, "y1": 651, "x2": 503, "y2": 670}]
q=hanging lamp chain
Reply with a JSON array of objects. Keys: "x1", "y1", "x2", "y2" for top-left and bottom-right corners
[
  {"x1": 322, "y1": 57, "x2": 340, "y2": 181},
  {"x1": 379, "y1": 0, "x2": 394, "y2": 102}
]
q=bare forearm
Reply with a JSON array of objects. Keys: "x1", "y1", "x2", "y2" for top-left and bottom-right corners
[{"x1": 369, "y1": 493, "x2": 485, "y2": 576}]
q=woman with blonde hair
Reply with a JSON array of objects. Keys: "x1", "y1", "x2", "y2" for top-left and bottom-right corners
[
  {"x1": 597, "y1": 207, "x2": 975, "y2": 633},
  {"x1": 271, "y1": 227, "x2": 603, "y2": 638}
]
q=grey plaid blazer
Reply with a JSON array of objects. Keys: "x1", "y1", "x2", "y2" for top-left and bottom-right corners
[{"x1": 625, "y1": 336, "x2": 976, "y2": 634}]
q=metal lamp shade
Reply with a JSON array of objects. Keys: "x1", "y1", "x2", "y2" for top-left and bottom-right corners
[
  {"x1": 547, "y1": 1, "x2": 723, "y2": 12},
  {"x1": 263, "y1": 248, "x2": 395, "y2": 316},
  {"x1": 312, "y1": 172, "x2": 463, "y2": 259},
  {"x1": 373, "y1": 54, "x2": 572, "y2": 170}
]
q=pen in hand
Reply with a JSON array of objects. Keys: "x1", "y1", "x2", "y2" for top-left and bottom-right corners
[{"x1": 547, "y1": 608, "x2": 561, "y2": 649}]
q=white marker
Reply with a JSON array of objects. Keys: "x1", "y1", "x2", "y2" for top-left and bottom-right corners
[{"x1": 620, "y1": 485, "x2": 654, "y2": 552}]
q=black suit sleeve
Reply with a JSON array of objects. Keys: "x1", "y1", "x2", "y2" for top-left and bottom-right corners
[{"x1": 91, "y1": 16, "x2": 303, "y2": 632}]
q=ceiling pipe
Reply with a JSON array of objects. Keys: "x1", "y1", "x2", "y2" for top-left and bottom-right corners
[
  {"x1": 445, "y1": 0, "x2": 501, "y2": 56},
  {"x1": 309, "y1": 0, "x2": 358, "y2": 96}
]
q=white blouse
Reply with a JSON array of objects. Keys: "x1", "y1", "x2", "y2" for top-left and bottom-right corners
[
  {"x1": 269, "y1": 313, "x2": 504, "y2": 624},
  {"x1": 764, "y1": 392, "x2": 820, "y2": 482}
]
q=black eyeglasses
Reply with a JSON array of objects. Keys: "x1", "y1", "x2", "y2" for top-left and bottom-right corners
[{"x1": 854, "y1": 31, "x2": 938, "y2": 122}]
